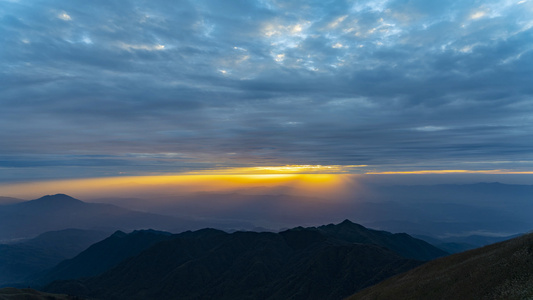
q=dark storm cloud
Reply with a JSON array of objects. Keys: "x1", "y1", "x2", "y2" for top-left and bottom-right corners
[{"x1": 1, "y1": 0, "x2": 532, "y2": 179}]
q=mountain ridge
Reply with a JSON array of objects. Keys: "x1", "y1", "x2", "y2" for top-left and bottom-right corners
[
  {"x1": 23, "y1": 194, "x2": 85, "y2": 206},
  {"x1": 0, "y1": 196, "x2": 23, "y2": 205},
  {"x1": 0, "y1": 194, "x2": 195, "y2": 241},
  {"x1": 44, "y1": 220, "x2": 444, "y2": 299},
  {"x1": 0, "y1": 228, "x2": 109, "y2": 288},
  {"x1": 32, "y1": 229, "x2": 173, "y2": 286}
]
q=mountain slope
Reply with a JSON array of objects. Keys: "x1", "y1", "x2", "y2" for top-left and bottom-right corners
[
  {"x1": 0, "y1": 244, "x2": 63, "y2": 288},
  {"x1": 0, "y1": 194, "x2": 188, "y2": 241},
  {"x1": 318, "y1": 220, "x2": 447, "y2": 260},
  {"x1": 18, "y1": 228, "x2": 110, "y2": 259},
  {"x1": 34, "y1": 229, "x2": 172, "y2": 286},
  {"x1": 348, "y1": 232, "x2": 533, "y2": 300},
  {"x1": 0, "y1": 287, "x2": 78, "y2": 300},
  {"x1": 0, "y1": 196, "x2": 23, "y2": 206},
  {"x1": 45, "y1": 221, "x2": 444, "y2": 300},
  {"x1": 0, "y1": 229, "x2": 108, "y2": 287}
]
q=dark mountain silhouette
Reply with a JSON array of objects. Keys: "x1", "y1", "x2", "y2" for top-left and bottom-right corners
[
  {"x1": 45, "y1": 221, "x2": 445, "y2": 300},
  {"x1": 33, "y1": 229, "x2": 172, "y2": 286},
  {"x1": 317, "y1": 220, "x2": 447, "y2": 260},
  {"x1": 0, "y1": 287, "x2": 79, "y2": 300},
  {"x1": 0, "y1": 229, "x2": 108, "y2": 288},
  {"x1": 348, "y1": 232, "x2": 533, "y2": 300},
  {"x1": 0, "y1": 243, "x2": 64, "y2": 288},
  {"x1": 0, "y1": 194, "x2": 192, "y2": 241}
]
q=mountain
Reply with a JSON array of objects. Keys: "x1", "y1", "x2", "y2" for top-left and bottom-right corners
[
  {"x1": 0, "y1": 287, "x2": 78, "y2": 300},
  {"x1": 33, "y1": 229, "x2": 173, "y2": 286},
  {"x1": 17, "y1": 229, "x2": 110, "y2": 259},
  {"x1": 0, "y1": 243, "x2": 64, "y2": 288},
  {"x1": 348, "y1": 232, "x2": 533, "y2": 300},
  {"x1": 0, "y1": 196, "x2": 23, "y2": 205},
  {"x1": 317, "y1": 220, "x2": 447, "y2": 260},
  {"x1": 0, "y1": 194, "x2": 192, "y2": 241},
  {"x1": 45, "y1": 221, "x2": 445, "y2": 300},
  {"x1": 0, "y1": 229, "x2": 109, "y2": 287}
]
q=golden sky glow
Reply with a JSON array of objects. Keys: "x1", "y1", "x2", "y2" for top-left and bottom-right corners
[
  {"x1": 0, "y1": 166, "x2": 360, "y2": 200},
  {"x1": 366, "y1": 169, "x2": 533, "y2": 175},
  {"x1": 1, "y1": 166, "x2": 532, "y2": 200}
]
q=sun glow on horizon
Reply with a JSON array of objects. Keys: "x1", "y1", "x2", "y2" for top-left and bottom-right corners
[
  {"x1": 0, "y1": 167, "x2": 360, "y2": 200},
  {"x1": 1, "y1": 165, "x2": 531, "y2": 200},
  {"x1": 366, "y1": 169, "x2": 533, "y2": 175}
]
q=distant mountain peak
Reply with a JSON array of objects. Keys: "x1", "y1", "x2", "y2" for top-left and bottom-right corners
[
  {"x1": 317, "y1": 220, "x2": 447, "y2": 260},
  {"x1": 20, "y1": 194, "x2": 85, "y2": 207},
  {"x1": 339, "y1": 219, "x2": 355, "y2": 226},
  {"x1": 16, "y1": 194, "x2": 86, "y2": 209},
  {"x1": 331, "y1": 219, "x2": 366, "y2": 230},
  {"x1": 288, "y1": 226, "x2": 314, "y2": 231},
  {"x1": 37, "y1": 194, "x2": 81, "y2": 202}
]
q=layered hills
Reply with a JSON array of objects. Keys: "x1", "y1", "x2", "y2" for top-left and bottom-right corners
[
  {"x1": 44, "y1": 220, "x2": 445, "y2": 300},
  {"x1": 0, "y1": 194, "x2": 187, "y2": 241},
  {"x1": 0, "y1": 229, "x2": 108, "y2": 287},
  {"x1": 0, "y1": 196, "x2": 22, "y2": 205},
  {"x1": 348, "y1": 231, "x2": 533, "y2": 300},
  {"x1": 33, "y1": 229, "x2": 172, "y2": 286}
]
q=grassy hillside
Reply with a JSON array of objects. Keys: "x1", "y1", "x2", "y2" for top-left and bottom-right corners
[
  {"x1": 0, "y1": 287, "x2": 79, "y2": 300},
  {"x1": 348, "y1": 232, "x2": 533, "y2": 300}
]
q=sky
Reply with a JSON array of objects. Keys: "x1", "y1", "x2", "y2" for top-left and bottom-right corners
[{"x1": 1, "y1": 0, "x2": 533, "y2": 187}]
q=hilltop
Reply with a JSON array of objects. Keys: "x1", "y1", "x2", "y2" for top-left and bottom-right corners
[{"x1": 348, "y1": 232, "x2": 533, "y2": 300}]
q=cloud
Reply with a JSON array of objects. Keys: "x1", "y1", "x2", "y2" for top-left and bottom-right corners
[
  {"x1": 0, "y1": 0, "x2": 532, "y2": 180},
  {"x1": 57, "y1": 11, "x2": 71, "y2": 21}
]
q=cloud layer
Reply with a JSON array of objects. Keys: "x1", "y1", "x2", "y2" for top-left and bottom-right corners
[{"x1": 1, "y1": 0, "x2": 533, "y2": 180}]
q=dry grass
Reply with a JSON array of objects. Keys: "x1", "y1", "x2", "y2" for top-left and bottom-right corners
[
  {"x1": 0, "y1": 287, "x2": 80, "y2": 300},
  {"x1": 348, "y1": 232, "x2": 533, "y2": 300}
]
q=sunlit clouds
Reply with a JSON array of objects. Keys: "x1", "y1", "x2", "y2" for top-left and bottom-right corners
[
  {"x1": 118, "y1": 42, "x2": 166, "y2": 51},
  {"x1": 184, "y1": 165, "x2": 368, "y2": 175}
]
